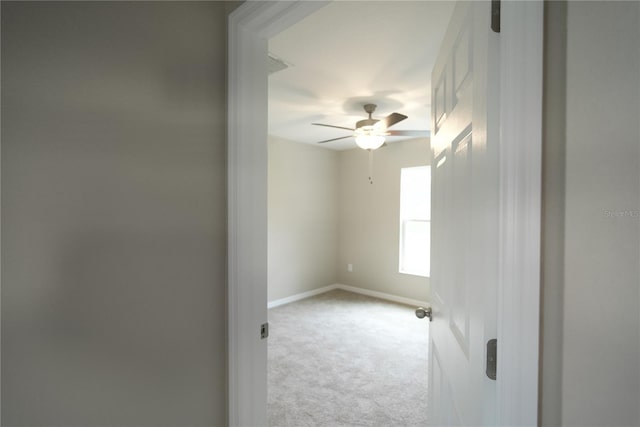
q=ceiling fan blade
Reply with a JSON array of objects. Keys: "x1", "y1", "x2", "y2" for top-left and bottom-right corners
[
  {"x1": 375, "y1": 112, "x2": 408, "y2": 130},
  {"x1": 387, "y1": 130, "x2": 431, "y2": 137},
  {"x1": 312, "y1": 123, "x2": 355, "y2": 131},
  {"x1": 317, "y1": 135, "x2": 353, "y2": 144}
]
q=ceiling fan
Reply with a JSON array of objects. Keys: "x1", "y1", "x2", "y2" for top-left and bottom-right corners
[{"x1": 313, "y1": 103, "x2": 428, "y2": 150}]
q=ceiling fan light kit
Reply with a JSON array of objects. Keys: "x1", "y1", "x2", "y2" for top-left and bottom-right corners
[{"x1": 355, "y1": 134, "x2": 386, "y2": 150}]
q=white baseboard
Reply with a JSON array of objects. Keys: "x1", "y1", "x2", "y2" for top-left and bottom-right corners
[
  {"x1": 334, "y1": 283, "x2": 428, "y2": 308},
  {"x1": 267, "y1": 285, "x2": 338, "y2": 309},
  {"x1": 267, "y1": 283, "x2": 428, "y2": 309}
]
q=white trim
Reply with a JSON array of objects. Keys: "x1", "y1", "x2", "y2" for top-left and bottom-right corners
[
  {"x1": 496, "y1": 1, "x2": 543, "y2": 426},
  {"x1": 335, "y1": 284, "x2": 429, "y2": 308},
  {"x1": 267, "y1": 285, "x2": 338, "y2": 309},
  {"x1": 267, "y1": 284, "x2": 429, "y2": 310},
  {"x1": 227, "y1": 2, "x2": 329, "y2": 426},
  {"x1": 228, "y1": 1, "x2": 543, "y2": 425}
]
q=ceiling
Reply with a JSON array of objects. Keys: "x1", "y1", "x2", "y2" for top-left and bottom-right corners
[{"x1": 268, "y1": 1, "x2": 455, "y2": 151}]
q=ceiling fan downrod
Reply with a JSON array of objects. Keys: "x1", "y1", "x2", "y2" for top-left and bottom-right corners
[{"x1": 357, "y1": 104, "x2": 379, "y2": 129}]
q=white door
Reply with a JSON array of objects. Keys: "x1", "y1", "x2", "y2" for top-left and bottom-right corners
[{"x1": 428, "y1": 1, "x2": 500, "y2": 425}]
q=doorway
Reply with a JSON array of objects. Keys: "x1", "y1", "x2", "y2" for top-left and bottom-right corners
[
  {"x1": 228, "y1": 1, "x2": 543, "y2": 425},
  {"x1": 265, "y1": 2, "x2": 451, "y2": 422}
]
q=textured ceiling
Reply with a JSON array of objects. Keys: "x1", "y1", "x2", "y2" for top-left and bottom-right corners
[{"x1": 268, "y1": 1, "x2": 455, "y2": 150}]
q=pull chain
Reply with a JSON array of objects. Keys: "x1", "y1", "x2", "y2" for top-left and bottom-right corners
[{"x1": 368, "y1": 149, "x2": 374, "y2": 184}]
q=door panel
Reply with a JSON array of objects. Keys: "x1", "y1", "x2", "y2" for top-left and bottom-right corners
[{"x1": 429, "y1": 1, "x2": 499, "y2": 425}]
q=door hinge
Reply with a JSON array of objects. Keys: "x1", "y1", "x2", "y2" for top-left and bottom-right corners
[
  {"x1": 486, "y1": 338, "x2": 497, "y2": 380},
  {"x1": 491, "y1": 0, "x2": 501, "y2": 33},
  {"x1": 261, "y1": 322, "x2": 269, "y2": 339}
]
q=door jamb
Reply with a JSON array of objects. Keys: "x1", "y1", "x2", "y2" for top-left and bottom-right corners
[
  {"x1": 496, "y1": 2, "x2": 543, "y2": 425},
  {"x1": 226, "y1": 2, "x2": 330, "y2": 426},
  {"x1": 227, "y1": 1, "x2": 543, "y2": 425}
]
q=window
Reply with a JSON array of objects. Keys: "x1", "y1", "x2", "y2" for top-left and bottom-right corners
[{"x1": 399, "y1": 166, "x2": 431, "y2": 277}]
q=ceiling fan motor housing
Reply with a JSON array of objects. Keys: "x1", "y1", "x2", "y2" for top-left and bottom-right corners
[
  {"x1": 363, "y1": 103, "x2": 377, "y2": 114},
  {"x1": 357, "y1": 103, "x2": 380, "y2": 130},
  {"x1": 356, "y1": 118, "x2": 379, "y2": 130}
]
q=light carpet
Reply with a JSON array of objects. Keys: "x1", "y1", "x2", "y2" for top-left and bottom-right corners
[{"x1": 268, "y1": 289, "x2": 429, "y2": 426}]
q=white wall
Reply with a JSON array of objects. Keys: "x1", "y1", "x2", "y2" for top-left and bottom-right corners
[
  {"x1": 337, "y1": 139, "x2": 430, "y2": 302},
  {"x1": 268, "y1": 136, "x2": 339, "y2": 301},
  {"x1": 541, "y1": 1, "x2": 640, "y2": 425},
  {"x1": 1, "y1": 2, "x2": 228, "y2": 425}
]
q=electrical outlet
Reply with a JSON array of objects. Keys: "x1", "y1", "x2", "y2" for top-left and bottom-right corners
[{"x1": 347, "y1": 264, "x2": 353, "y2": 272}]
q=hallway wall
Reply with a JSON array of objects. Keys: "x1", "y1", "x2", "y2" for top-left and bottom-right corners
[
  {"x1": 1, "y1": 2, "x2": 229, "y2": 425},
  {"x1": 562, "y1": 2, "x2": 640, "y2": 425},
  {"x1": 541, "y1": 2, "x2": 640, "y2": 425}
]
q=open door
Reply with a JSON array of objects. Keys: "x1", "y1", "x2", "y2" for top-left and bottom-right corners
[{"x1": 428, "y1": 1, "x2": 500, "y2": 425}]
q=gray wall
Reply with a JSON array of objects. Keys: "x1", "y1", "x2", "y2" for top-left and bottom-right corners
[
  {"x1": 1, "y1": 2, "x2": 228, "y2": 426},
  {"x1": 540, "y1": 0, "x2": 567, "y2": 424},
  {"x1": 562, "y1": 2, "x2": 639, "y2": 425},
  {"x1": 337, "y1": 139, "x2": 430, "y2": 302},
  {"x1": 541, "y1": 1, "x2": 640, "y2": 426},
  {"x1": 267, "y1": 138, "x2": 429, "y2": 304},
  {"x1": 268, "y1": 136, "x2": 339, "y2": 302}
]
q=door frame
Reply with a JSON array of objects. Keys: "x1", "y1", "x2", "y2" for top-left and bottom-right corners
[
  {"x1": 226, "y1": 2, "x2": 330, "y2": 426},
  {"x1": 495, "y1": 3, "x2": 543, "y2": 425},
  {"x1": 227, "y1": 1, "x2": 543, "y2": 425}
]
